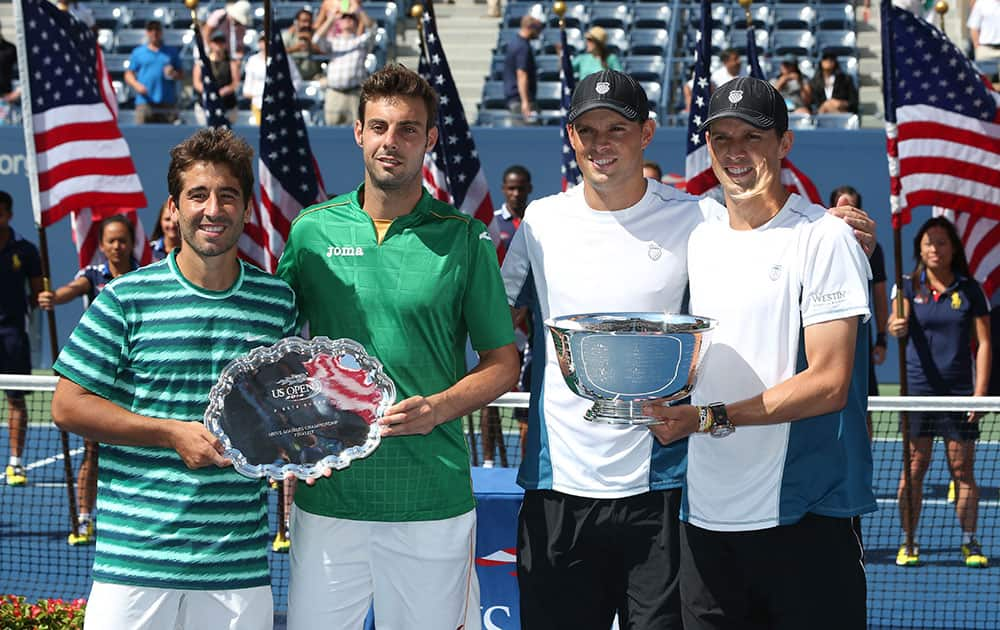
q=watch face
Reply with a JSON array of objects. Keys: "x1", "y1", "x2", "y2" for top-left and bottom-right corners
[{"x1": 711, "y1": 424, "x2": 735, "y2": 438}]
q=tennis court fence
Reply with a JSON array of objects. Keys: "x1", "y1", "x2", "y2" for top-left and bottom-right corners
[{"x1": 1, "y1": 375, "x2": 998, "y2": 629}]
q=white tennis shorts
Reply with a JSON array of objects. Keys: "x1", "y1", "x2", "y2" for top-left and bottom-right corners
[
  {"x1": 82, "y1": 582, "x2": 272, "y2": 630},
  {"x1": 287, "y1": 506, "x2": 481, "y2": 630}
]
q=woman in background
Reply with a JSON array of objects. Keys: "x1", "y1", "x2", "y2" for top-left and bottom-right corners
[
  {"x1": 571, "y1": 27, "x2": 621, "y2": 80},
  {"x1": 889, "y1": 216, "x2": 992, "y2": 569}
]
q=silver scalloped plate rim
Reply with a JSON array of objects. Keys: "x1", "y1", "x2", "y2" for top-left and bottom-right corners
[{"x1": 203, "y1": 336, "x2": 394, "y2": 480}]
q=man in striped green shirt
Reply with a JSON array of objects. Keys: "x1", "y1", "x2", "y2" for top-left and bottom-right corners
[{"x1": 52, "y1": 128, "x2": 297, "y2": 629}]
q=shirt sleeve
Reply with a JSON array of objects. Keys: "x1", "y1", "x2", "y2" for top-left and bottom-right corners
[
  {"x1": 870, "y1": 243, "x2": 887, "y2": 285},
  {"x1": 275, "y1": 224, "x2": 304, "y2": 328},
  {"x1": 501, "y1": 219, "x2": 533, "y2": 308},
  {"x1": 608, "y1": 54, "x2": 622, "y2": 71},
  {"x1": 800, "y1": 217, "x2": 872, "y2": 327},
  {"x1": 967, "y1": 279, "x2": 990, "y2": 317},
  {"x1": 464, "y1": 219, "x2": 516, "y2": 352},
  {"x1": 25, "y1": 243, "x2": 42, "y2": 279},
  {"x1": 52, "y1": 287, "x2": 133, "y2": 408}
]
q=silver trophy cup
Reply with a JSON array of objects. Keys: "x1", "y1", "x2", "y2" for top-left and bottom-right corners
[{"x1": 546, "y1": 313, "x2": 716, "y2": 425}]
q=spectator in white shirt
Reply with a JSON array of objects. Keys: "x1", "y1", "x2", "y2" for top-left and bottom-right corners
[
  {"x1": 968, "y1": 0, "x2": 1000, "y2": 62},
  {"x1": 313, "y1": 0, "x2": 374, "y2": 125},
  {"x1": 242, "y1": 32, "x2": 303, "y2": 126}
]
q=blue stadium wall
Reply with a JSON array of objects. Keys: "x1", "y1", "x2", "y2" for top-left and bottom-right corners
[{"x1": 0, "y1": 125, "x2": 923, "y2": 383}]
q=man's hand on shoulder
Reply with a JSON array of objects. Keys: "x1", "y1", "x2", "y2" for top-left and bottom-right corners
[
  {"x1": 166, "y1": 421, "x2": 231, "y2": 469},
  {"x1": 380, "y1": 395, "x2": 442, "y2": 437},
  {"x1": 826, "y1": 194, "x2": 876, "y2": 257}
]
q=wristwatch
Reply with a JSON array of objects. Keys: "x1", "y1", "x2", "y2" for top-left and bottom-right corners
[{"x1": 698, "y1": 403, "x2": 734, "y2": 438}]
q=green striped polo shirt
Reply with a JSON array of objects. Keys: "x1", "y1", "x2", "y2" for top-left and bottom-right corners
[
  {"x1": 53, "y1": 252, "x2": 297, "y2": 590},
  {"x1": 277, "y1": 185, "x2": 515, "y2": 522}
]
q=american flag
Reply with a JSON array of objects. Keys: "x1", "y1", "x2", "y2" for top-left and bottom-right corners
[
  {"x1": 559, "y1": 25, "x2": 581, "y2": 191},
  {"x1": 17, "y1": 0, "x2": 147, "y2": 229},
  {"x1": 684, "y1": 0, "x2": 717, "y2": 196},
  {"x1": 685, "y1": 1, "x2": 821, "y2": 204},
  {"x1": 417, "y1": 1, "x2": 495, "y2": 232},
  {"x1": 254, "y1": 20, "x2": 326, "y2": 272},
  {"x1": 192, "y1": 24, "x2": 232, "y2": 129},
  {"x1": 882, "y1": 0, "x2": 1000, "y2": 229}
]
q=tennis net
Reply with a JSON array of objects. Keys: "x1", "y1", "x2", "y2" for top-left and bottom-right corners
[{"x1": 1, "y1": 377, "x2": 997, "y2": 629}]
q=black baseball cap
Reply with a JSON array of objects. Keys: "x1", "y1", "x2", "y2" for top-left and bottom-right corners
[
  {"x1": 699, "y1": 76, "x2": 788, "y2": 134},
  {"x1": 567, "y1": 70, "x2": 649, "y2": 125}
]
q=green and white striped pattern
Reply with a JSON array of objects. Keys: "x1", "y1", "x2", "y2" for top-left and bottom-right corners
[{"x1": 54, "y1": 252, "x2": 298, "y2": 590}]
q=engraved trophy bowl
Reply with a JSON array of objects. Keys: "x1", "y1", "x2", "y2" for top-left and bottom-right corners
[
  {"x1": 545, "y1": 313, "x2": 716, "y2": 425},
  {"x1": 204, "y1": 336, "x2": 394, "y2": 480}
]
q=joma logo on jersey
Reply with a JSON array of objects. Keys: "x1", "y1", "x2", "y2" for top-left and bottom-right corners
[{"x1": 327, "y1": 246, "x2": 365, "y2": 257}]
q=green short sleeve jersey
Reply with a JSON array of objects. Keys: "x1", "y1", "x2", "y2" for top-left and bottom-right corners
[
  {"x1": 53, "y1": 252, "x2": 298, "y2": 590},
  {"x1": 277, "y1": 185, "x2": 515, "y2": 522}
]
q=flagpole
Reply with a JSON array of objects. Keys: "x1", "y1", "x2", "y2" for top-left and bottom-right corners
[
  {"x1": 882, "y1": 0, "x2": 916, "y2": 559},
  {"x1": 14, "y1": 0, "x2": 82, "y2": 541},
  {"x1": 934, "y1": 0, "x2": 948, "y2": 30},
  {"x1": 739, "y1": 0, "x2": 752, "y2": 28},
  {"x1": 264, "y1": 0, "x2": 272, "y2": 68}
]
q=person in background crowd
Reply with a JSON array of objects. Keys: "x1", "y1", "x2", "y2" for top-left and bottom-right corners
[
  {"x1": 38, "y1": 215, "x2": 139, "y2": 545},
  {"x1": 889, "y1": 216, "x2": 992, "y2": 569},
  {"x1": 51, "y1": 127, "x2": 296, "y2": 629},
  {"x1": 809, "y1": 52, "x2": 859, "y2": 115},
  {"x1": 124, "y1": 20, "x2": 182, "y2": 124},
  {"x1": 150, "y1": 200, "x2": 180, "y2": 262},
  {"x1": 643, "y1": 160, "x2": 663, "y2": 181},
  {"x1": 0, "y1": 191, "x2": 42, "y2": 488},
  {"x1": 56, "y1": 0, "x2": 94, "y2": 29},
  {"x1": 243, "y1": 32, "x2": 303, "y2": 125},
  {"x1": 278, "y1": 64, "x2": 518, "y2": 630},
  {"x1": 771, "y1": 55, "x2": 813, "y2": 114},
  {"x1": 968, "y1": 0, "x2": 1000, "y2": 62},
  {"x1": 0, "y1": 20, "x2": 19, "y2": 126},
  {"x1": 572, "y1": 26, "x2": 622, "y2": 81},
  {"x1": 684, "y1": 48, "x2": 745, "y2": 111},
  {"x1": 193, "y1": 30, "x2": 240, "y2": 126},
  {"x1": 203, "y1": 0, "x2": 251, "y2": 61},
  {"x1": 504, "y1": 14, "x2": 543, "y2": 124},
  {"x1": 283, "y1": 9, "x2": 324, "y2": 80},
  {"x1": 314, "y1": 0, "x2": 375, "y2": 126},
  {"x1": 481, "y1": 165, "x2": 535, "y2": 468}
]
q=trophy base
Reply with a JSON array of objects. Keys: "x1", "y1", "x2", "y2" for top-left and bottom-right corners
[{"x1": 584, "y1": 399, "x2": 665, "y2": 426}]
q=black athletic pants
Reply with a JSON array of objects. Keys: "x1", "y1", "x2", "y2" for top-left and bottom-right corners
[
  {"x1": 679, "y1": 513, "x2": 867, "y2": 630},
  {"x1": 517, "y1": 488, "x2": 683, "y2": 630}
]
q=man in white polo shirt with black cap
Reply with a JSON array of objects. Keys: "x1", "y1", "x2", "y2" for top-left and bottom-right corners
[{"x1": 644, "y1": 76, "x2": 876, "y2": 629}]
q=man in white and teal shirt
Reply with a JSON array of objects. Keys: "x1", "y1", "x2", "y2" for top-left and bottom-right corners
[{"x1": 52, "y1": 128, "x2": 297, "y2": 629}]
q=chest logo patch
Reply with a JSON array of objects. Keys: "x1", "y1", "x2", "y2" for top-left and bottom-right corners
[
  {"x1": 648, "y1": 243, "x2": 662, "y2": 261},
  {"x1": 11, "y1": 254, "x2": 20, "y2": 271},
  {"x1": 326, "y1": 246, "x2": 364, "y2": 257},
  {"x1": 951, "y1": 292, "x2": 962, "y2": 310},
  {"x1": 769, "y1": 264, "x2": 782, "y2": 281}
]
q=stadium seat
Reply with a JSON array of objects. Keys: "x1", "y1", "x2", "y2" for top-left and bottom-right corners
[
  {"x1": 709, "y1": 28, "x2": 729, "y2": 55},
  {"x1": 632, "y1": 5, "x2": 671, "y2": 30},
  {"x1": 729, "y1": 27, "x2": 768, "y2": 56},
  {"x1": 103, "y1": 53, "x2": 131, "y2": 81},
  {"x1": 817, "y1": 5, "x2": 856, "y2": 31},
  {"x1": 541, "y1": 27, "x2": 582, "y2": 54},
  {"x1": 480, "y1": 80, "x2": 508, "y2": 110},
  {"x1": 162, "y1": 28, "x2": 193, "y2": 51},
  {"x1": 477, "y1": 109, "x2": 519, "y2": 126},
  {"x1": 629, "y1": 28, "x2": 669, "y2": 56},
  {"x1": 789, "y1": 113, "x2": 815, "y2": 129},
  {"x1": 114, "y1": 28, "x2": 147, "y2": 54},
  {"x1": 97, "y1": 28, "x2": 115, "y2": 53},
  {"x1": 814, "y1": 113, "x2": 860, "y2": 129},
  {"x1": 126, "y1": 5, "x2": 175, "y2": 28},
  {"x1": 547, "y1": 4, "x2": 588, "y2": 30},
  {"x1": 624, "y1": 55, "x2": 666, "y2": 82},
  {"x1": 366, "y1": 2, "x2": 399, "y2": 43},
  {"x1": 588, "y1": 5, "x2": 633, "y2": 30},
  {"x1": 771, "y1": 30, "x2": 815, "y2": 57},
  {"x1": 773, "y1": 5, "x2": 817, "y2": 31},
  {"x1": 536, "y1": 55, "x2": 561, "y2": 82},
  {"x1": 90, "y1": 5, "x2": 127, "y2": 31},
  {"x1": 817, "y1": 31, "x2": 858, "y2": 58},
  {"x1": 730, "y1": 4, "x2": 772, "y2": 30},
  {"x1": 639, "y1": 81, "x2": 662, "y2": 116}
]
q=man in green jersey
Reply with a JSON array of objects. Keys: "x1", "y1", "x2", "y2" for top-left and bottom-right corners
[
  {"x1": 52, "y1": 128, "x2": 298, "y2": 629},
  {"x1": 277, "y1": 63, "x2": 519, "y2": 629}
]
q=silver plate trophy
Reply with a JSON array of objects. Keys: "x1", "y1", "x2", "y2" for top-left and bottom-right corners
[
  {"x1": 546, "y1": 313, "x2": 716, "y2": 425},
  {"x1": 204, "y1": 337, "x2": 394, "y2": 480}
]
